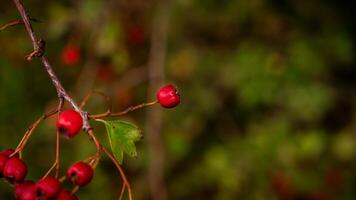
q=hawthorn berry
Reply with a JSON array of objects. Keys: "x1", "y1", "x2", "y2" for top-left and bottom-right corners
[
  {"x1": 156, "y1": 84, "x2": 180, "y2": 108},
  {"x1": 14, "y1": 180, "x2": 37, "y2": 200},
  {"x1": 3, "y1": 157, "x2": 27, "y2": 183},
  {"x1": 0, "y1": 148, "x2": 19, "y2": 157},
  {"x1": 0, "y1": 155, "x2": 9, "y2": 177},
  {"x1": 61, "y1": 45, "x2": 80, "y2": 66},
  {"x1": 36, "y1": 176, "x2": 62, "y2": 199},
  {"x1": 67, "y1": 161, "x2": 94, "y2": 186},
  {"x1": 56, "y1": 189, "x2": 79, "y2": 200},
  {"x1": 57, "y1": 109, "x2": 83, "y2": 138}
]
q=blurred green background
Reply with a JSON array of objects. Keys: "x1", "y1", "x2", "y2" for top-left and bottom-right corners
[{"x1": 1, "y1": 0, "x2": 355, "y2": 199}]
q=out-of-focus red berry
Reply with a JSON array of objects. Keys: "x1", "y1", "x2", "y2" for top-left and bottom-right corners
[
  {"x1": 61, "y1": 45, "x2": 80, "y2": 66},
  {"x1": 128, "y1": 26, "x2": 145, "y2": 45},
  {"x1": 96, "y1": 66, "x2": 114, "y2": 82}
]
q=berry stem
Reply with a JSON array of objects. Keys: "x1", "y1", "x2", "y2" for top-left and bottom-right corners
[
  {"x1": 102, "y1": 147, "x2": 132, "y2": 200},
  {"x1": 0, "y1": 19, "x2": 23, "y2": 31},
  {"x1": 90, "y1": 100, "x2": 157, "y2": 119},
  {"x1": 119, "y1": 183, "x2": 126, "y2": 200},
  {"x1": 55, "y1": 129, "x2": 60, "y2": 177},
  {"x1": 12, "y1": 108, "x2": 58, "y2": 157}
]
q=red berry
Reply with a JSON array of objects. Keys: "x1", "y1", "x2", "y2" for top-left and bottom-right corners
[
  {"x1": 156, "y1": 84, "x2": 180, "y2": 108},
  {"x1": 56, "y1": 189, "x2": 78, "y2": 200},
  {"x1": 14, "y1": 180, "x2": 37, "y2": 200},
  {"x1": 0, "y1": 148, "x2": 19, "y2": 157},
  {"x1": 36, "y1": 176, "x2": 62, "y2": 199},
  {"x1": 61, "y1": 45, "x2": 80, "y2": 66},
  {"x1": 67, "y1": 162, "x2": 94, "y2": 186},
  {"x1": 3, "y1": 157, "x2": 27, "y2": 183},
  {"x1": 0, "y1": 155, "x2": 9, "y2": 177},
  {"x1": 57, "y1": 109, "x2": 83, "y2": 138}
]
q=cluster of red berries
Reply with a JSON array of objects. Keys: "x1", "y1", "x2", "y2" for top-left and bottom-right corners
[
  {"x1": 0, "y1": 84, "x2": 179, "y2": 199},
  {"x1": 1, "y1": 148, "x2": 94, "y2": 200}
]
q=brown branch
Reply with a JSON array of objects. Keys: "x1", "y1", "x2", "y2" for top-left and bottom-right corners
[{"x1": 12, "y1": 0, "x2": 91, "y2": 131}]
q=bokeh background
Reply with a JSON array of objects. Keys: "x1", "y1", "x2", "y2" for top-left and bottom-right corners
[{"x1": 1, "y1": 0, "x2": 356, "y2": 199}]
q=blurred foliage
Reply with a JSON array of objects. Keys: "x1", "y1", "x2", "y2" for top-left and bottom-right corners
[{"x1": 0, "y1": 0, "x2": 355, "y2": 199}]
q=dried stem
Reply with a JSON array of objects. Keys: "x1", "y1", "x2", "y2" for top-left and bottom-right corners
[
  {"x1": 90, "y1": 101, "x2": 157, "y2": 119},
  {"x1": 11, "y1": 108, "x2": 58, "y2": 157},
  {"x1": 102, "y1": 147, "x2": 132, "y2": 200},
  {"x1": 0, "y1": 19, "x2": 23, "y2": 31}
]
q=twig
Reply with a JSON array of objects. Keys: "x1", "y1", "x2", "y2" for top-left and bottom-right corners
[
  {"x1": 0, "y1": 19, "x2": 23, "y2": 31},
  {"x1": 102, "y1": 147, "x2": 132, "y2": 200},
  {"x1": 90, "y1": 101, "x2": 157, "y2": 119},
  {"x1": 11, "y1": 108, "x2": 58, "y2": 157},
  {"x1": 12, "y1": 0, "x2": 91, "y2": 131}
]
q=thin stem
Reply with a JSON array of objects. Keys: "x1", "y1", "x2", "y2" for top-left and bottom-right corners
[
  {"x1": 80, "y1": 91, "x2": 112, "y2": 111},
  {"x1": 55, "y1": 129, "x2": 60, "y2": 177},
  {"x1": 0, "y1": 19, "x2": 23, "y2": 31},
  {"x1": 90, "y1": 101, "x2": 157, "y2": 119},
  {"x1": 119, "y1": 183, "x2": 126, "y2": 200},
  {"x1": 11, "y1": 108, "x2": 58, "y2": 157},
  {"x1": 102, "y1": 147, "x2": 132, "y2": 200}
]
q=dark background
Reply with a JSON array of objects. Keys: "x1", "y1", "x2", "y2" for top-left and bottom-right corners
[{"x1": 1, "y1": 0, "x2": 355, "y2": 199}]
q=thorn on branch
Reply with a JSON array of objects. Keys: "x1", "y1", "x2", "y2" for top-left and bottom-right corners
[{"x1": 25, "y1": 39, "x2": 46, "y2": 60}]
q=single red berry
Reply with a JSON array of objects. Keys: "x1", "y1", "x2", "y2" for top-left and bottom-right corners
[
  {"x1": 14, "y1": 180, "x2": 37, "y2": 200},
  {"x1": 61, "y1": 45, "x2": 80, "y2": 66},
  {"x1": 0, "y1": 148, "x2": 19, "y2": 157},
  {"x1": 56, "y1": 189, "x2": 78, "y2": 200},
  {"x1": 57, "y1": 109, "x2": 83, "y2": 138},
  {"x1": 3, "y1": 157, "x2": 27, "y2": 183},
  {"x1": 0, "y1": 155, "x2": 9, "y2": 177},
  {"x1": 156, "y1": 84, "x2": 180, "y2": 108},
  {"x1": 36, "y1": 176, "x2": 62, "y2": 199},
  {"x1": 67, "y1": 162, "x2": 94, "y2": 186}
]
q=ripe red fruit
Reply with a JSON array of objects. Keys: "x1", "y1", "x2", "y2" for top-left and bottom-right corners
[
  {"x1": 3, "y1": 157, "x2": 27, "y2": 183},
  {"x1": 14, "y1": 180, "x2": 37, "y2": 200},
  {"x1": 57, "y1": 109, "x2": 83, "y2": 138},
  {"x1": 0, "y1": 155, "x2": 9, "y2": 177},
  {"x1": 36, "y1": 176, "x2": 62, "y2": 199},
  {"x1": 56, "y1": 189, "x2": 78, "y2": 200},
  {"x1": 61, "y1": 45, "x2": 80, "y2": 66},
  {"x1": 0, "y1": 148, "x2": 19, "y2": 157},
  {"x1": 156, "y1": 84, "x2": 180, "y2": 108},
  {"x1": 67, "y1": 162, "x2": 94, "y2": 186}
]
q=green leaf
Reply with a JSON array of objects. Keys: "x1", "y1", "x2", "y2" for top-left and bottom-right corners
[{"x1": 98, "y1": 119, "x2": 142, "y2": 163}]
